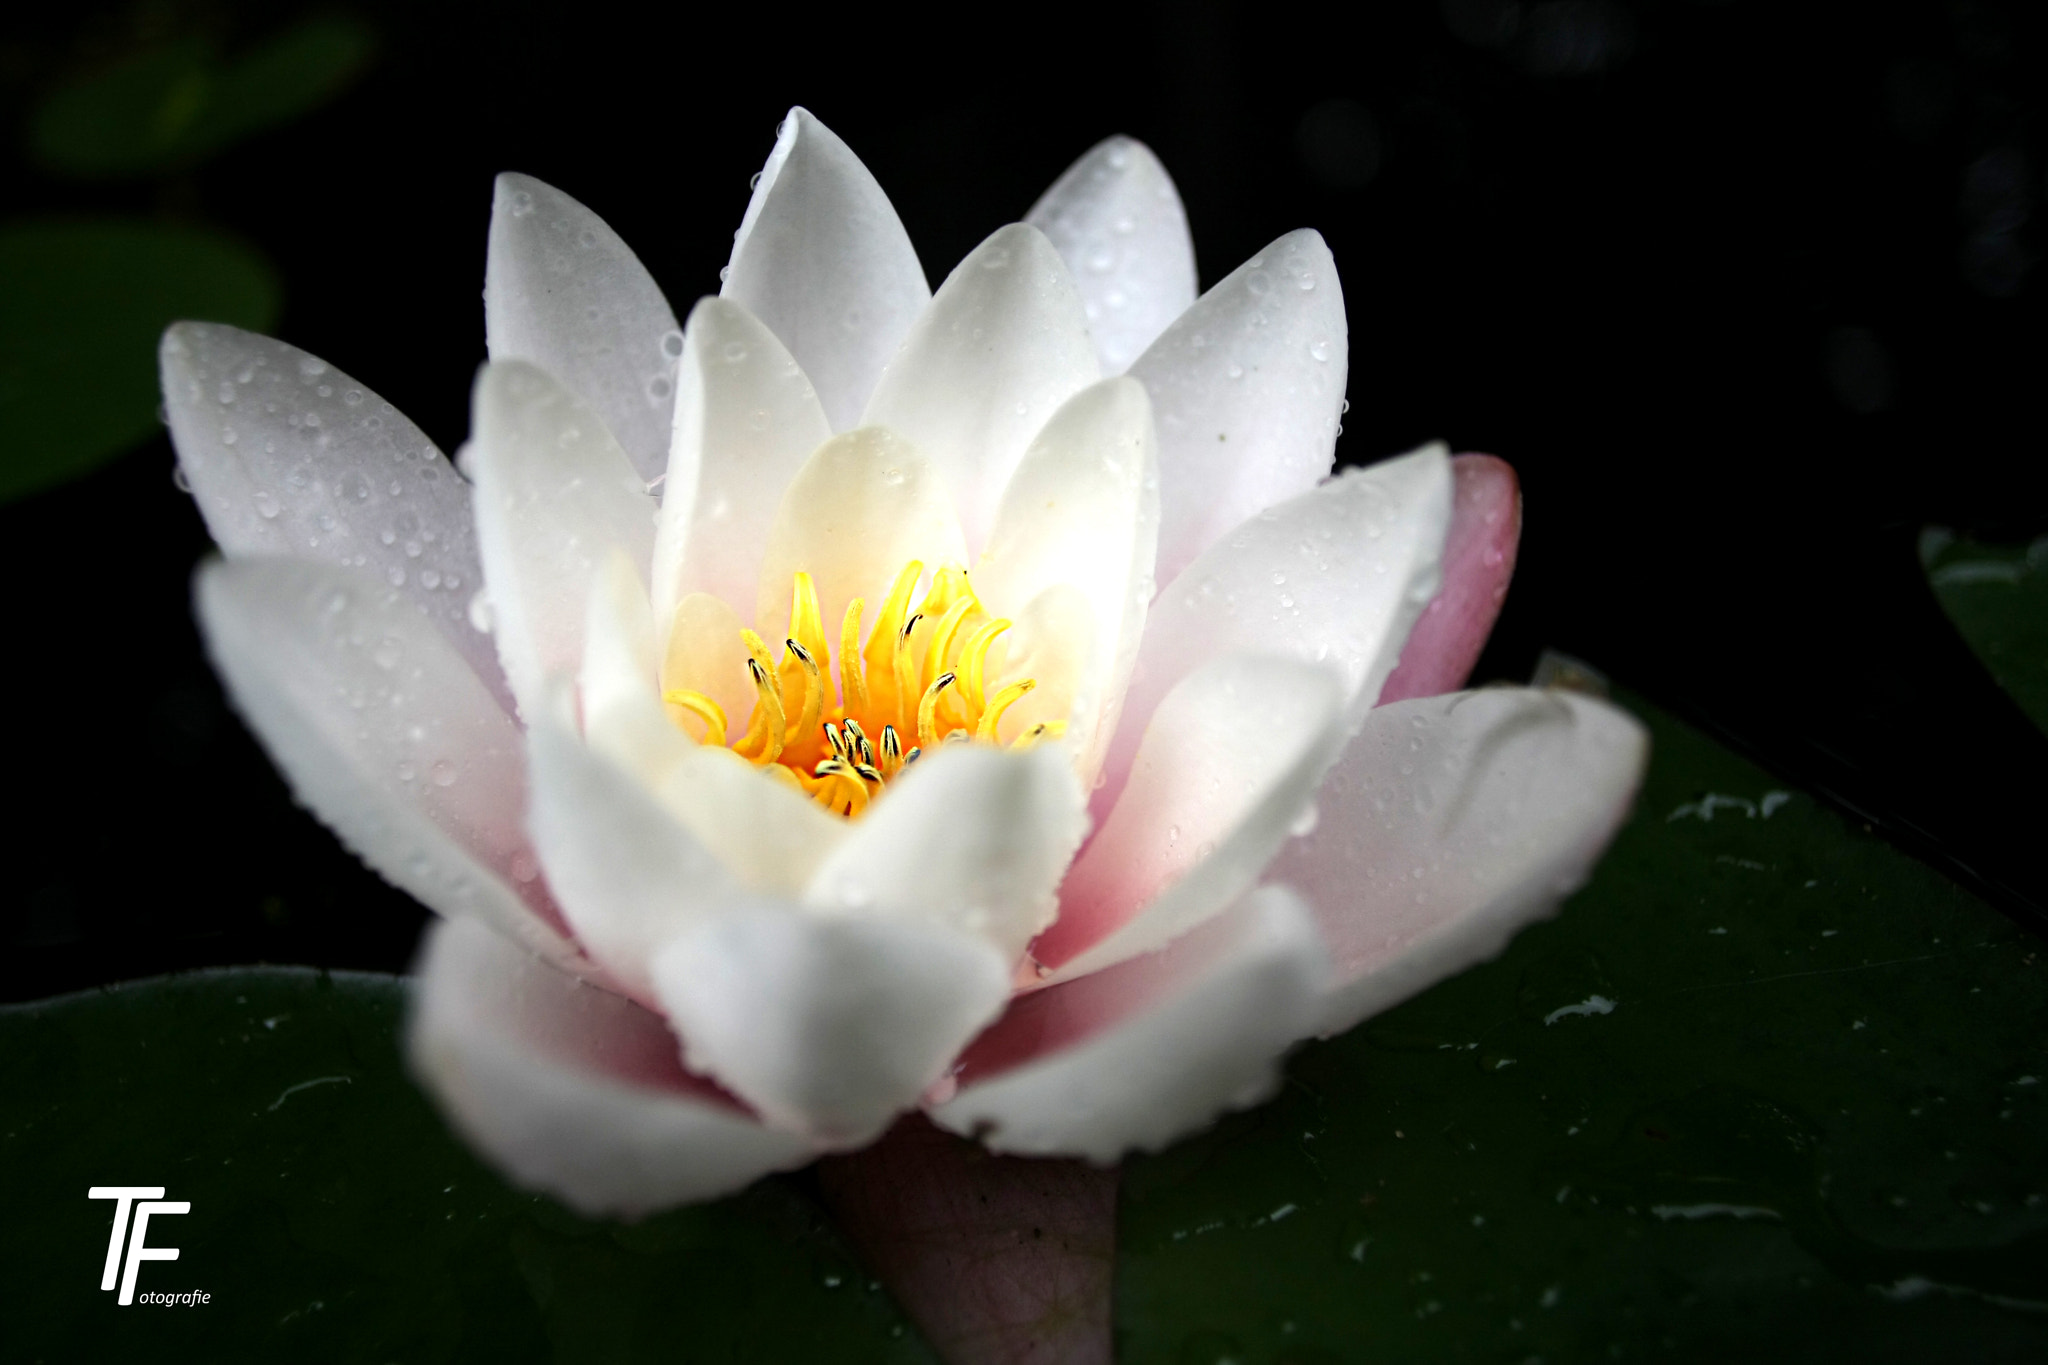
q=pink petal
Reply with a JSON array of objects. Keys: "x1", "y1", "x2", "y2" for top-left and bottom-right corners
[
  {"x1": 818, "y1": 1117, "x2": 1114, "y2": 1365},
  {"x1": 1375, "y1": 453, "x2": 1521, "y2": 705}
]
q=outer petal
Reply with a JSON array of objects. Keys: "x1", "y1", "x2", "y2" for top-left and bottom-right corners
[
  {"x1": 408, "y1": 917, "x2": 816, "y2": 1219},
  {"x1": 1376, "y1": 454, "x2": 1523, "y2": 705},
  {"x1": 1034, "y1": 656, "x2": 1344, "y2": 980},
  {"x1": 485, "y1": 174, "x2": 682, "y2": 484},
  {"x1": 1026, "y1": 135, "x2": 1197, "y2": 375},
  {"x1": 1266, "y1": 688, "x2": 1649, "y2": 1036},
  {"x1": 654, "y1": 909, "x2": 1010, "y2": 1144},
  {"x1": 1130, "y1": 230, "x2": 1347, "y2": 585},
  {"x1": 754, "y1": 427, "x2": 967, "y2": 647},
  {"x1": 976, "y1": 376, "x2": 1160, "y2": 782},
  {"x1": 194, "y1": 557, "x2": 582, "y2": 972},
  {"x1": 160, "y1": 323, "x2": 503, "y2": 709},
  {"x1": 929, "y1": 886, "x2": 1327, "y2": 1162},
  {"x1": 1096, "y1": 444, "x2": 1451, "y2": 820},
  {"x1": 723, "y1": 107, "x2": 930, "y2": 432},
  {"x1": 861, "y1": 224, "x2": 1102, "y2": 551},
  {"x1": 467, "y1": 360, "x2": 656, "y2": 721},
  {"x1": 803, "y1": 744, "x2": 1088, "y2": 961},
  {"x1": 652, "y1": 297, "x2": 833, "y2": 636}
]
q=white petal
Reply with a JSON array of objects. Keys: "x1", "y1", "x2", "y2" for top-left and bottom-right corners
[
  {"x1": 929, "y1": 886, "x2": 1327, "y2": 1161},
  {"x1": 1266, "y1": 689, "x2": 1650, "y2": 1037},
  {"x1": 1130, "y1": 230, "x2": 1347, "y2": 585},
  {"x1": 578, "y1": 550, "x2": 659, "y2": 770},
  {"x1": 1096, "y1": 444, "x2": 1451, "y2": 817},
  {"x1": 467, "y1": 360, "x2": 657, "y2": 721},
  {"x1": 652, "y1": 297, "x2": 833, "y2": 637},
  {"x1": 159, "y1": 324, "x2": 505, "y2": 710},
  {"x1": 723, "y1": 108, "x2": 929, "y2": 432},
  {"x1": 754, "y1": 426, "x2": 967, "y2": 648},
  {"x1": 485, "y1": 174, "x2": 682, "y2": 484},
  {"x1": 194, "y1": 557, "x2": 583, "y2": 972},
  {"x1": 1025, "y1": 136, "x2": 1197, "y2": 375},
  {"x1": 408, "y1": 917, "x2": 816, "y2": 1219},
  {"x1": 976, "y1": 376, "x2": 1159, "y2": 781},
  {"x1": 1035, "y1": 655, "x2": 1344, "y2": 981},
  {"x1": 525, "y1": 696, "x2": 747, "y2": 1006},
  {"x1": 802, "y1": 744, "x2": 1087, "y2": 960},
  {"x1": 861, "y1": 224, "x2": 1102, "y2": 551},
  {"x1": 653, "y1": 909, "x2": 1009, "y2": 1144}
]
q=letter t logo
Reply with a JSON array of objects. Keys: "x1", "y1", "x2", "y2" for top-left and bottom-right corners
[{"x1": 87, "y1": 1188, "x2": 163, "y2": 1293}]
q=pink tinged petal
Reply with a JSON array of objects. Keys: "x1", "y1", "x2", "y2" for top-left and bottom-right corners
[
  {"x1": 652, "y1": 296, "x2": 833, "y2": 636},
  {"x1": 194, "y1": 557, "x2": 584, "y2": 973},
  {"x1": 930, "y1": 886, "x2": 1329, "y2": 1162},
  {"x1": 754, "y1": 426, "x2": 967, "y2": 648},
  {"x1": 1026, "y1": 135, "x2": 1197, "y2": 376},
  {"x1": 1130, "y1": 230, "x2": 1348, "y2": 586},
  {"x1": 1266, "y1": 688, "x2": 1649, "y2": 1038},
  {"x1": 803, "y1": 745, "x2": 1088, "y2": 962},
  {"x1": 862, "y1": 224, "x2": 1103, "y2": 552},
  {"x1": 818, "y1": 1117, "x2": 1114, "y2": 1365},
  {"x1": 653, "y1": 909, "x2": 1011, "y2": 1145},
  {"x1": 485, "y1": 174, "x2": 683, "y2": 485},
  {"x1": 1376, "y1": 454, "x2": 1523, "y2": 705},
  {"x1": 1095, "y1": 444, "x2": 1452, "y2": 823},
  {"x1": 466, "y1": 360, "x2": 656, "y2": 722},
  {"x1": 525, "y1": 696, "x2": 748, "y2": 1008},
  {"x1": 723, "y1": 107, "x2": 930, "y2": 433},
  {"x1": 976, "y1": 376, "x2": 1161, "y2": 783},
  {"x1": 159, "y1": 324, "x2": 506, "y2": 712},
  {"x1": 407, "y1": 917, "x2": 816, "y2": 1219},
  {"x1": 1034, "y1": 656, "x2": 1345, "y2": 980}
]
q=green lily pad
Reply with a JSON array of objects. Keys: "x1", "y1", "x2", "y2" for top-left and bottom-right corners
[
  {"x1": 0, "y1": 219, "x2": 279, "y2": 503},
  {"x1": 28, "y1": 18, "x2": 375, "y2": 180},
  {"x1": 0, "y1": 970, "x2": 933, "y2": 1363},
  {"x1": 1921, "y1": 527, "x2": 2048, "y2": 736},
  {"x1": 1117, "y1": 688, "x2": 2048, "y2": 1362}
]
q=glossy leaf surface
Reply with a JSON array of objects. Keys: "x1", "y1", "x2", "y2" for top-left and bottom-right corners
[
  {"x1": 1922, "y1": 528, "x2": 2048, "y2": 737},
  {"x1": 1117, "y1": 690, "x2": 2048, "y2": 1362}
]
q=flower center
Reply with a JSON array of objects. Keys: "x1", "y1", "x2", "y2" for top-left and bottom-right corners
[{"x1": 661, "y1": 561, "x2": 1060, "y2": 818}]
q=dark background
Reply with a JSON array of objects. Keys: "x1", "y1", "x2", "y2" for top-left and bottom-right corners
[{"x1": 1, "y1": 0, "x2": 2042, "y2": 1002}]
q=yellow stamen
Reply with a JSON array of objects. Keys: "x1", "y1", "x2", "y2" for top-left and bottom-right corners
[
  {"x1": 892, "y1": 613, "x2": 923, "y2": 735},
  {"x1": 976, "y1": 679, "x2": 1036, "y2": 743},
  {"x1": 782, "y1": 638, "x2": 823, "y2": 747},
  {"x1": 863, "y1": 562, "x2": 924, "y2": 725},
  {"x1": 957, "y1": 618, "x2": 1011, "y2": 710},
  {"x1": 661, "y1": 689, "x2": 728, "y2": 747},
  {"x1": 918, "y1": 672, "x2": 958, "y2": 750},
  {"x1": 878, "y1": 724, "x2": 903, "y2": 779},
  {"x1": 1010, "y1": 720, "x2": 1066, "y2": 751},
  {"x1": 734, "y1": 631, "x2": 785, "y2": 766},
  {"x1": 922, "y1": 593, "x2": 978, "y2": 693},
  {"x1": 839, "y1": 599, "x2": 868, "y2": 715}
]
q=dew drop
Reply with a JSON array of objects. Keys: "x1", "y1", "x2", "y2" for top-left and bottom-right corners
[
  {"x1": 660, "y1": 329, "x2": 685, "y2": 358},
  {"x1": 430, "y1": 759, "x2": 459, "y2": 787},
  {"x1": 881, "y1": 466, "x2": 905, "y2": 486},
  {"x1": 171, "y1": 466, "x2": 193, "y2": 494},
  {"x1": 253, "y1": 490, "x2": 281, "y2": 518},
  {"x1": 721, "y1": 341, "x2": 749, "y2": 364},
  {"x1": 1309, "y1": 340, "x2": 1331, "y2": 362}
]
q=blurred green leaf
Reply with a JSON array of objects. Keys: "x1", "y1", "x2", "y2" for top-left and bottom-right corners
[
  {"x1": 29, "y1": 17, "x2": 374, "y2": 180},
  {"x1": 1118, "y1": 689, "x2": 2048, "y2": 1362},
  {"x1": 0, "y1": 219, "x2": 279, "y2": 503},
  {"x1": 1921, "y1": 527, "x2": 2048, "y2": 736},
  {"x1": 0, "y1": 969, "x2": 936, "y2": 1363}
]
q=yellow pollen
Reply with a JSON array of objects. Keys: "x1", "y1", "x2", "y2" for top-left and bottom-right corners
[{"x1": 664, "y1": 560, "x2": 1053, "y2": 817}]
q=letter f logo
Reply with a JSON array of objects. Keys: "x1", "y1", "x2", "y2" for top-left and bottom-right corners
[{"x1": 88, "y1": 1187, "x2": 190, "y2": 1305}]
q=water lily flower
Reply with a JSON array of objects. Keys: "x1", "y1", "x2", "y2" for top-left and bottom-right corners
[{"x1": 162, "y1": 109, "x2": 1647, "y2": 1217}]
